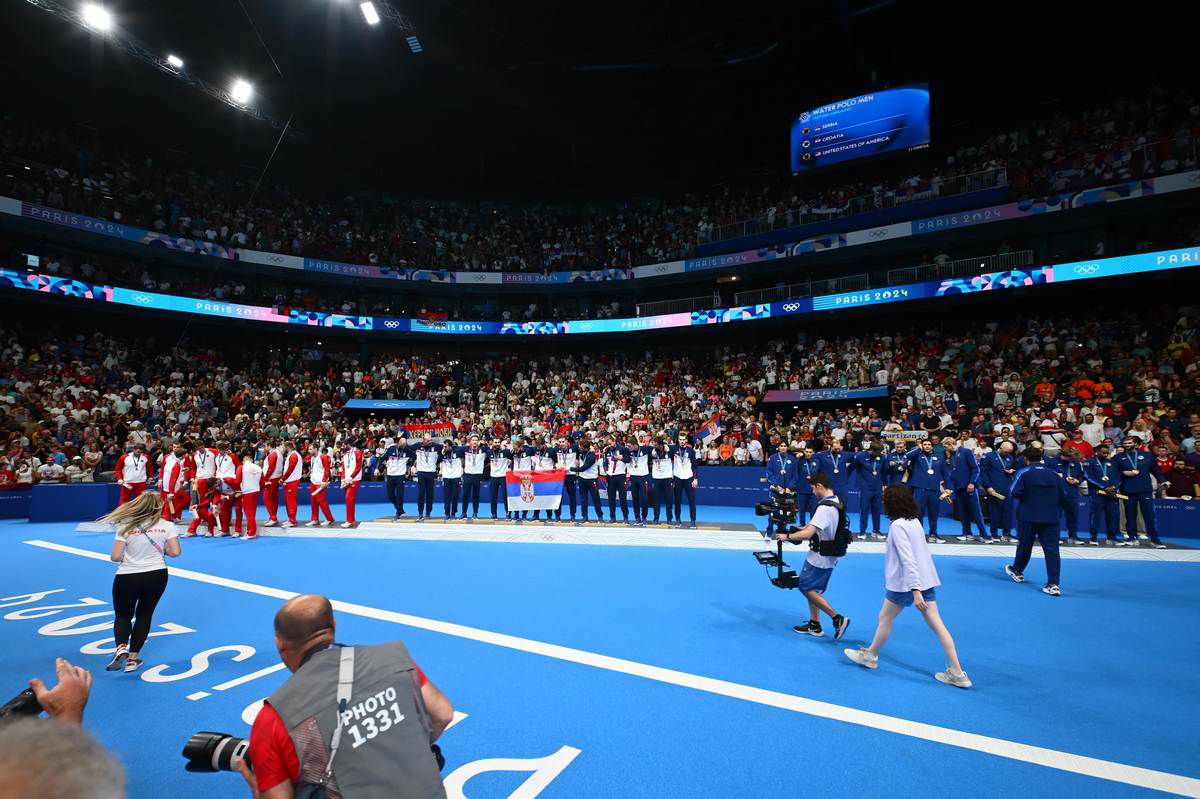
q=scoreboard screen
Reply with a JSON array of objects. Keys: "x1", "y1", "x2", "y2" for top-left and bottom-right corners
[{"x1": 790, "y1": 83, "x2": 930, "y2": 173}]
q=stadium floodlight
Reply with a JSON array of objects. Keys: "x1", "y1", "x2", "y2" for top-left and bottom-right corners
[
  {"x1": 166, "y1": 54, "x2": 184, "y2": 69},
  {"x1": 360, "y1": 1, "x2": 381, "y2": 25},
  {"x1": 230, "y1": 78, "x2": 253, "y2": 104},
  {"x1": 80, "y1": 3, "x2": 113, "y2": 32}
]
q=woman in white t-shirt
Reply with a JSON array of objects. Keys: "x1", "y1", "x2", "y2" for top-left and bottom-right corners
[
  {"x1": 843, "y1": 486, "x2": 971, "y2": 689},
  {"x1": 99, "y1": 492, "x2": 181, "y2": 673}
]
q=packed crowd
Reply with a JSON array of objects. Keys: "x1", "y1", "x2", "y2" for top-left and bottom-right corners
[
  {"x1": 7, "y1": 235, "x2": 630, "y2": 322},
  {"x1": 2, "y1": 296, "x2": 1198, "y2": 504},
  {"x1": 3, "y1": 86, "x2": 1196, "y2": 274}
]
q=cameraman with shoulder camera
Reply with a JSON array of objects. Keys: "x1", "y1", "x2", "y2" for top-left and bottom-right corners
[
  {"x1": 774, "y1": 473, "x2": 852, "y2": 641},
  {"x1": 241, "y1": 595, "x2": 454, "y2": 799}
]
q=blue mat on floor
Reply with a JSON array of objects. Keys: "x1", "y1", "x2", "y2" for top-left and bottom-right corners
[{"x1": 1, "y1": 516, "x2": 1197, "y2": 798}]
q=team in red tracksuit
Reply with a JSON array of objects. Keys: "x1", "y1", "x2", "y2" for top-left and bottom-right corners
[
  {"x1": 261, "y1": 444, "x2": 285, "y2": 526},
  {"x1": 341, "y1": 443, "x2": 364, "y2": 527},
  {"x1": 280, "y1": 442, "x2": 303, "y2": 526},
  {"x1": 214, "y1": 443, "x2": 240, "y2": 535},
  {"x1": 115, "y1": 445, "x2": 150, "y2": 505},
  {"x1": 159, "y1": 446, "x2": 191, "y2": 521},
  {"x1": 236, "y1": 451, "x2": 263, "y2": 539},
  {"x1": 308, "y1": 446, "x2": 336, "y2": 526},
  {"x1": 187, "y1": 443, "x2": 219, "y2": 535}
]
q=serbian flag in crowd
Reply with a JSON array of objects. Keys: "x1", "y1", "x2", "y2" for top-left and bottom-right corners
[
  {"x1": 506, "y1": 469, "x2": 565, "y2": 511},
  {"x1": 694, "y1": 414, "x2": 722, "y2": 447}
]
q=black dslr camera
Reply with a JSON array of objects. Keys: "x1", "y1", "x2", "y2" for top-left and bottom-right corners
[
  {"x1": 0, "y1": 687, "x2": 41, "y2": 721},
  {"x1": 181, "y1": 732, "x2": 447, "y2": 774},
  {"x1": 182, "y1": 731, "x2": 251, "y2": 773}
]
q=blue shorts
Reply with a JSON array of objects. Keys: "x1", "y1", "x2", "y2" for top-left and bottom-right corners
[
  {"x1": 797, "y1": 562, "x2": 834, "y2": 594},
  {"x1": 886, "y1": 587, "x2": 938, "y2": 607}
]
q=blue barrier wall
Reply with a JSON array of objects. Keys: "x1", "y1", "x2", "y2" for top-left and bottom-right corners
[
  {"x1": 19, "y1": 473, "x2": 1200, "y2": 537},
  {"x1": 695, "y1": 188, "x2": 1010, "y2": 257},
  {"x1": 0, "y1": 490, "x2": 31, "y2": 519}
]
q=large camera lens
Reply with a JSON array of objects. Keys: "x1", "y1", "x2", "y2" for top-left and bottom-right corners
[{"x1": 182, "y1": 731, "x2": 251, "y2": 773}]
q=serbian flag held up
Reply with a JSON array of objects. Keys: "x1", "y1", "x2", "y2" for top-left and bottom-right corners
[
  {"x1": 694, "y1": 414, "x2": 723, "y2": 447},
  {"x1": 506, "y1": 469, "x2": 565, "y2": 511}
]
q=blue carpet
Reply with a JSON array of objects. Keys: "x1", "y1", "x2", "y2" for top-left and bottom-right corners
[{"x1": 0, "y1": 514, "x2": 1197, "y2": 798}]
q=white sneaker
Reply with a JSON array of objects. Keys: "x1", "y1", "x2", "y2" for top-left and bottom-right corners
[
  {"x1": 262, "y1": 520, "x2": 278, "y2": 528},
  {"x1": 281, "y1": 521, "x2": 294, "y2": 529},
  {"x1": 935, "y1": 669, "x2": 972, "y2": 689},
  {"x1": 844, "y1": 647, "x2": 878, "y2": 669},
  {"x1": 340, "y1": 522, "x2": 354, "y2": 528},
  {"x1": 307, "y1": 520, "x2": 323, "y2": 527}
]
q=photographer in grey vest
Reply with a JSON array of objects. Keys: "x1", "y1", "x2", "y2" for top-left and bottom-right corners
[{"x1": 241, "y1": 595, "x2": 454, "y2": 799}]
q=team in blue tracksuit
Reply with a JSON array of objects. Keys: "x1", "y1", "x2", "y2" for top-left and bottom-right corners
[
  {"x1": 571, "y1": 445, "x2": 605, "y2": 522},
  {"x1": 553, "y1": 439, "x2": 581, "y2": 521},
  {"x1": 670, "y1": 439, "x2": 700, "y2": 527},
  {"x1": 1084, "y1": 443, "x2": 1121, "y2": 543},
  {"x1": 980, "y1": 446, "x2": 1017, "y2": 538},
  {"x1": 1119, "y1": 438, "x2": 1164, "y2": 546},
  {"x1": 852, "y1": 446, "x2": 886, "y2": 536},
  {"x1": 460, "y1": 437, "x2": 489, "y2": 518},
  {"x1": 885, "y1": 444, "x2": 909, "y2": 488},
  {"x1": 627, "y1": 441, "x2": 653, "y2": 525},
  {"x1": 649, "y1": 443, "x2": 676, "y2": 524},
  {"x1": 794, "y1": 448, "x2": 820, "y2": 524},
  {"x1": 947, "y1": 442, "x2": 987, "y2": 539},
  {"x1": 814, "y1": 445, "x2": 855, "y2": 501},
  {"x1": 439, "y1": 443, "x2": 465, "y2": 518},
  {"x1": 487, "y1": 441, "x2": 513, "y2": 519},
  {"x1": 764, "y1": 444, "x2": 798, "y2": 535},
  {"x1": 1056, "y1": 452, "x2": 1087, "y2": 542},
  {"x1": 905, "y1": 440, "x2": 948, "y2": 538},
  {"x1": 601, "y1": 441, "x2": 630, "y2": 523},
  {"x1": 376, "y1": 441, "x2": 412, "y2": 518},
  {"x1": 409, "y1": 436, "x2": 442, "y2": 519},
  {"x1": 1008, "y1": 451, "x2": 1073, "y2": 589}
]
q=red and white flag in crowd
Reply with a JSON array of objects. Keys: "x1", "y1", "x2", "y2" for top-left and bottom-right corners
[{"x1": 404, "y1": 422, "x2": 455, "y2": 442}]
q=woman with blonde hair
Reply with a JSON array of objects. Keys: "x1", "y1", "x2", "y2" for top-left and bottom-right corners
[{"x1": 98, "y1": 491, "x2": 181, "y2": 673}]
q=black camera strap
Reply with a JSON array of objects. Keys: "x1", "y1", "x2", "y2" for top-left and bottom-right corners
[{"x1": 321, "y1": 646, "x2": 356, "y2": 786}]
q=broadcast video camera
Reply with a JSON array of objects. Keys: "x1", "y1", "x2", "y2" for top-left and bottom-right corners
[
  {"x1": 752, "y1": 495, "x2": 851, "y2": 590},
  {"x1": 753, "y1": 484, "x2": 797, "y2": 530}
]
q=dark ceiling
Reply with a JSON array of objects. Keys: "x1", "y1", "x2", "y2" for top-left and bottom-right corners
[{"x1": 1, "y1": 0, "x2": 1189, "y2": 200}]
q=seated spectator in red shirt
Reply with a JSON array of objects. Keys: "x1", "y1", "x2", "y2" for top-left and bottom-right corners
[
  {"x1": 1060, "y1": 429, "x2": 1093, "y2": 458},
  {"x1": 1155, "y1": 445, "x2": 1174, "y2": 482}
]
